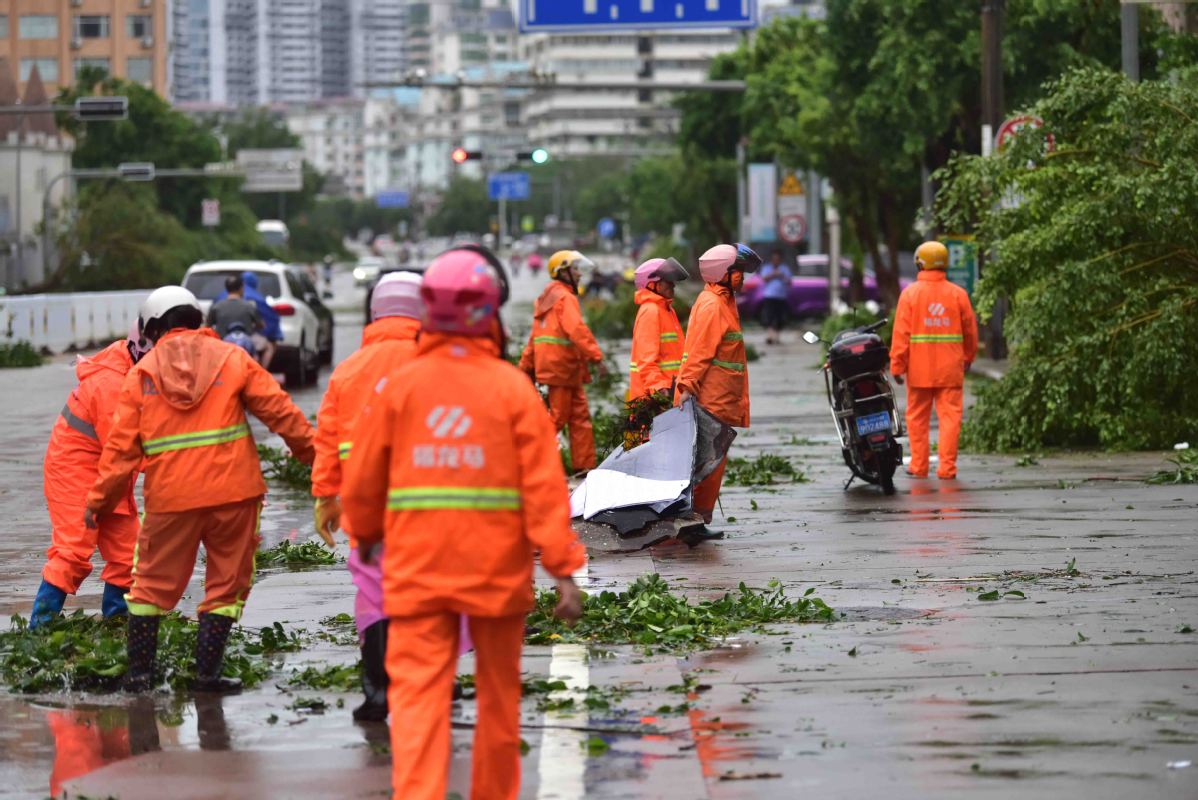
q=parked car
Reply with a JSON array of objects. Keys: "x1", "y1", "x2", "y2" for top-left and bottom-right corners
[
  {"x1": 363, "y1": 265, "x2": 424, "y2": 321},
  {"x1": 182, "y1": 260, "x2": 326, "y2": 386},
  {"x1": 287, "y1": 265, "x2": 334, "y2": 366},
  {"x1": 738, "y1": 254, "x2": 893, "y2": 321},
  {"x1": 353, "y1": 256, "x2": 386, "y2": 287}
]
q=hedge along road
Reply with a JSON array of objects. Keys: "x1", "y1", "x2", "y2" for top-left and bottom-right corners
[{"x1": 0, "y1": 265, "x2": 1195, "y2": 799}]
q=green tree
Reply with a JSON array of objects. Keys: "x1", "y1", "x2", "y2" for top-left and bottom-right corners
[
  {"x1": 212, "y1": 108, "x2": 323, "y2": 224},
  {"x1": 427, "y1": 176, "x2": 492, "y2": 237},
  {"x1": 935, "y1": 67, "x2": 1198, "y2": 450}
]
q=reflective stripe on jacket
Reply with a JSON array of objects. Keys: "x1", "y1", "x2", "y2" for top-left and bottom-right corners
[
  {"x1": 518, "y1": 281, "x2": 604, "y2": 386},
  {"x1": 87, "y1": 328, "x2": 315, "y2": 514},
  {"x1": 675, "y1": 283, "x2": 750, "y2": 427},
  {"x1": 312, "y1": 316, "x2": 421, "y2": 544},
  {"x1": 44, "y1": 339, "x2": 137, "y2": 515},
  {"x1": 629, "y1": 289, "x2": 685, "y2": 398},
  {"x1": 342, "y1": 332, "x2": 586, "y2": 618},
  {"x1": 890, "y1": 270, "x2": 978, "y2": 388}
]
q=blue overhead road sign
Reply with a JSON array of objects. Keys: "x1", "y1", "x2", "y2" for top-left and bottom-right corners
[
  {"x1": 376, "y1": 190, "x2": 409, "y2": 209},
  {"x1": 520, "y1": 0, "x2": 757, "y2": 33},
  {"x1": 488, "y1": 172, "x2": 531, "y2": 202}
]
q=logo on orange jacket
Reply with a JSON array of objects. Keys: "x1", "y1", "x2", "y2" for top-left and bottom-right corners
[
  {"x1": 925, "y1": 302, "x2": 951, "y2": 327},
  {"x1": 426, "y1": 406, "x2": 473, "y2": 438}
]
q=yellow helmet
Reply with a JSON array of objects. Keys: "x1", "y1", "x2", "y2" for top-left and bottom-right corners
[
  {"x1": 548, "y1": 250, "x2": 595, "y2": 279},
  {"x1": 914, "y1": 241, "x2": 949, "y2": 271}
]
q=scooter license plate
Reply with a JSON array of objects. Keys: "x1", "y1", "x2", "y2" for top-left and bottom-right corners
[{"x1": 855, "y1": 412, "x2": 892, "y2": 436}]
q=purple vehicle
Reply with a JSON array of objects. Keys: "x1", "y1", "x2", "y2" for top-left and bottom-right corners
[{"x1": 738, "y1": 254, "x2": 890, "y2": 320}]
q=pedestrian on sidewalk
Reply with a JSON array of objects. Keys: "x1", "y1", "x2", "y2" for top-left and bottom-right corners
[
  {"x1": 676, "y1": 243, "x2": 761, "y2": 542},
  {"x1": 342, "y1": 249, "x2": 585, "y2": 800},
  {"x1": 889, "y1": 240, "x2": 978, "y2": 480},
  {"x1": 629, "y1": 257, "x2": 688, "y2": 400},
  {"x1": 29, "y1": 323, "x2": 154, "y2": 629},
  {"x1": 759, "y1": 248, "x2": 793, "y2": 345},
  {"x1": 518, "y1": 250, "x2": 607, "y2": 476},
  {"x1": 86, "y1": 286, "x2": 315, "y2": 693}
]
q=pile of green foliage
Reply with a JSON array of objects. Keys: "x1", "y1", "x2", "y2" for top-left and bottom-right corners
[
  {"x1": 255, "y1": 540, "x2": 342, "y2": 571},
  {"x1": 724, "y1": 454, "x2": 808, "y2": 486},
  {"x1": 525, "y1": 574, "x2": 833, "y2": 651},
  {"x1": 257, "y1": 444, "x2": 312, "y2": 490},
  {"x1": 0, "y1": 612, "x2": 300, "y2": 693},
  {"x1": 0, "y1": 341, "x2": 44, "y2": 368},
  {"x1": 1147, "y1": 448, "x2": 1198, "y2": 485},
  {"x1": 937, "y1": 68, "x2": 1198, "y2": 450}
]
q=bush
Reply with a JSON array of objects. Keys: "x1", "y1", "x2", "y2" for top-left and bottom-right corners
[{"x1": 0, "y1": 341, "x2": 44, "y2": 368}]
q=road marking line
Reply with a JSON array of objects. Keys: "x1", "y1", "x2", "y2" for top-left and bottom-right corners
[{"x1": 535, "y1": 643, "x2": 589, "y2": 800}]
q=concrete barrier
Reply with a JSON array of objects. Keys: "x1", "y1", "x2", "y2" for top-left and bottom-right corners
[{"x1": 0, "y1": 290, "x2": 153, "y2": 354}]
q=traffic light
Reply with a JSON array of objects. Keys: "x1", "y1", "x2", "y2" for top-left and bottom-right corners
[
  {"x1": 73, "y1": 96, "x2": 128, "y2": 121},
  {"x1": 451, "y1": 147, "x2": 482, "y2": 165},
  {"x1": 518, "y1": 148, "x2": 550, "y2": 164}
]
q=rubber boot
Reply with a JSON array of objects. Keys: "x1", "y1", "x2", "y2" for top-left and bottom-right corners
[
  {"x1": 102, "y1": 582, "x2": 130, "y2": 619},
  {"x1": 29, "y1": 579, "x2": 68, "y2": 630},
  {"x1": 124, "y1": 615, "x2": 160, "y2": 692},
  {"x1": 352, "y1": 620, "x2": 389, "y2": 722},
  {"x1": 191, "y1": 613, "x2": 242, "y2": 694}
]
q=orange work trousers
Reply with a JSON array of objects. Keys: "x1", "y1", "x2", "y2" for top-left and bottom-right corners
[
  {"x1": 43, "y1": 504, "x2": 137, "y2": 593},
  {"x1": 692, "y1": 457, "x2": 727, "y2": 524},
  {"x1": 386, "y1": 612, "x2": 525, "y2": 800},
  {"x1": 905, "y1": 385, "x2": 964, "y2": 479},
  {"x1": 127, "y1": 497, "x2": 261, "y2": 619},
  {"x1": 547, "y1": 385, "x2": 596, "y2": 472}
]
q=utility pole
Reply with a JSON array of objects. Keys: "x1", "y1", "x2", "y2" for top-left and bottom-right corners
[
  {"x1": 980, "y1": 0, "x2": 1008, "y2": 359},
  {"x1": 736, "y1": 138, "x2": 748, "y2": 243},
  {"x1": 1121, "y1": 3, "x2": 1140, "y2": 82}
]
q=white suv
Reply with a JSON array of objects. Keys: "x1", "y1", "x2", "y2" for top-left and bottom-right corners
[{"x1": 182, "y1": 260, "x2": 326, "y2": 386}]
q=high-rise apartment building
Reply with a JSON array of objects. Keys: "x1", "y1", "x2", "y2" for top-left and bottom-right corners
[{"x1": 0, "y1": 0, "x2": 168, "y2": 95}]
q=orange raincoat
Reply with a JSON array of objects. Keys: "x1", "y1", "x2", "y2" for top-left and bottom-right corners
[
  {"x1": 87, "y1": 327, "x2": 314, "y2": 617},
  {"x1": 42, "y1": 340, "x2": 138, "y2": 593},
  {"x1": 343, "y1": 332, "x2": 585, "y2": 800},
  {"x1": 629, "y1": 289, "x2": 685, "y2": 398},
  {"x1": 890, "y1": 269, "x2": 978, "y2": 478},
  {"x1": 312, "y1": 316, "x2": 420, "y2": 544}
]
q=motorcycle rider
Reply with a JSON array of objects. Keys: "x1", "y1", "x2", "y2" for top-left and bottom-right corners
[
  {"x1": 675, "y1": 243, "x2": 761, "y2": 540},
  {"x1": 890, "y1": 240, "x2": 978, "y2": 480},
  {"x1": 519, "y1": 250, "x2": 607, "y2": 475},
  {"x1": 629, "y1": 257, "x2": 688, "y2": 400}
]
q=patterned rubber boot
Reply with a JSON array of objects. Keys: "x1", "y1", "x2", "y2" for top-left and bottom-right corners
[
  {"x1": 124, "y1": 615, "x2": 160, "y2": 692},
  {"x1": 102, "y1": 582, "x2": 130, "y2": 619},
  {"x1": 30, "y1": 579, "x2": 67, "y2": 630},
  {"x1": 352, "y1": 620, "x2": 389, "y2": 722},
  {"x1": 191, "y1": 613, "x2": 242, "y2": 694}
]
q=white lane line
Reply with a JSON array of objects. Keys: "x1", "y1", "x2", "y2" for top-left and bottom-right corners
[{"x1": 535, "y1": 643, "x2": 589, "y2": 800}]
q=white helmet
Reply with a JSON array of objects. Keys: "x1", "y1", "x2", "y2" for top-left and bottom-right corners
[
  {"x1": 139, "y1": 286, "x2": 200, "y2": 334},
  {"x1": 370, "y1": 271, "x2": 424, "y2": 321}
]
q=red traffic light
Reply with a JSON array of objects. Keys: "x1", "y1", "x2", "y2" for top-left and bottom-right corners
[{"x1": 451, "y1": 147, "x2": 481, "y2": 164}]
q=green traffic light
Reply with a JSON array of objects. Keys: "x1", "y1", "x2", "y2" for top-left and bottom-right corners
[{"x1": 531, "y1": 148, "x2": 550, "y2": 164}]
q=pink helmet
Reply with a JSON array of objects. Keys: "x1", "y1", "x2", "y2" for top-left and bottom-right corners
[
  {"x1": 420, "y1": 248, "x2": 501, "y2": 336},
  {"x1": 634, "y1": 257, "x2": 689, "y2": 291},
  {"x1": 370, "y1": 270, "x2": 423, "y2": 321},
  {"x1": 127, "y1": 319, "x2": 152, "y2": 363},
  {"x1": 698, "y1": 242, "x2": 763, "y2": 283}
]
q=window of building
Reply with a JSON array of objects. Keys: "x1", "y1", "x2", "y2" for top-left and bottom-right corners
[
  {"x1": 75, "y1": 58, "x2": 111, "y2": 78},
  {"x1": 126, "y1": 57, "x2": 152, "y2": 84},
  {"x1": 20, "y1": 58, "x2": 59, "y2": 82},
  {"x1": 73, "y1": 15, "x2": 111, "y2": 39},
  {"x1": 127, "y1": 14, "x2": 152, "y2": 39},
  {"x1": 0, "y1": 17, "x2": 8, "y2": 38},
  {"x1": 19, "y1": 15, "x2": 58, "y2": 40}
]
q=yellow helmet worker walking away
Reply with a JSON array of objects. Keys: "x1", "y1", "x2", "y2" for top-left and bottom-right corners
[{"x1": 914, "y1": 241, "x2": 949, "y2": 271}]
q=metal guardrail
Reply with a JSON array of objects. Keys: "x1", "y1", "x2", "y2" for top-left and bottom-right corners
[{"x1": 0, "y1": 290, "x2": 152, "y2": 354}]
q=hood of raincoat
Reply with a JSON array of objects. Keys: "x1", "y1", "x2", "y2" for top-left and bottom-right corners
[
  {"x1": 534, "y1": 280, "x2": 574, "y2": 319},
  {"x1": 362, "y1": 315, "x2": 421, "y2": 347},
  {"x1": 75, "y1": 339, "x2": 134, "y2": 382},
  {"x1": 143, "y1": 328, "x2": 234, "y2": 411}
]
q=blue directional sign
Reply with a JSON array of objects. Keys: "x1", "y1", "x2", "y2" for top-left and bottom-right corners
[
  {"x1": 598, "y1": 217, "x2": 617, "y2": 239},
  {"x1": 520, "y1": 0, "x2": 757, "y2": 33},
  {"x1": 488, "y1": 172, "x2": 531, "y2": 202},
  {"x1": 376, "y1": 190, "x2": 409, "y2": 209}
]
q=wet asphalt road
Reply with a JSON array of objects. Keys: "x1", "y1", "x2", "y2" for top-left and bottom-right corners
[{"x1": 1, "y1": 267, "x2": 1196, "y2": 798}]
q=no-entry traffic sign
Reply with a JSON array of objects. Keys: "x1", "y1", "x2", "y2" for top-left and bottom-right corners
[{"x1": 779, "y1": 214, "x2": 806, "y2": 244}]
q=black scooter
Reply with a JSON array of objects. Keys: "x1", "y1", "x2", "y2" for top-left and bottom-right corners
[{"x1": 804, "y1": 320, "x2": 903, "y2": 495}]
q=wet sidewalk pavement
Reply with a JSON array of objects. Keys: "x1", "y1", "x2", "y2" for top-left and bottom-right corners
[{"x1": 2, "y1": 274, "x2": 1196, "y2": 798}]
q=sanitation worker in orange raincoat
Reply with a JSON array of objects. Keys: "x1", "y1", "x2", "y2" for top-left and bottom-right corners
[
  {"x1": 675, "y1": 243, "x2": 761, "y2": 541},
  {"x1": 890, "y1": 240, "x2": 978, "y2": 480},
  {"x1": 312, "y1": 270, "x2": 425, "y2": 722},
  {"x1": 30, "y1": 324, "x2": 153, "y2": 629},
  {"x1": 629, "y1": 257, "x2": 688, "y2": 399},
  {"x1": 519, "y1": 250, "x2": 606, "y2": 474},
  {"x1": 342, "y1": 249, "x2": 585, "y2": 800},
  {"x1": 86, "y1": 286, "x2": 315, "y2": 693}
]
